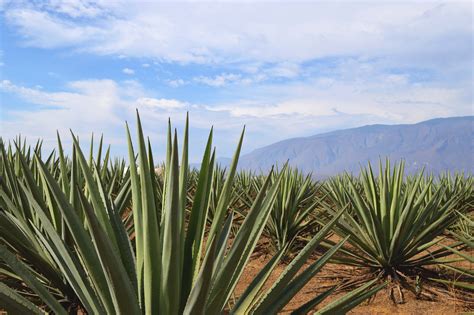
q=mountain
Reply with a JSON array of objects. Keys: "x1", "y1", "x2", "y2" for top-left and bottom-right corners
[{"x1": 232, "y1": 116, "x2": 473, "y2": 177}]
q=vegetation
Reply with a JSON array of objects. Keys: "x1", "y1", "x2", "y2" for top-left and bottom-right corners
[
  {"x1": 324, "y1": 161, "x2": 472, "y2": 302},
  {"x1": 431, "y1": 212, "x2": 473, "y2": 291},
  {"x1": 261, "y1": 167, "x2": 323, "y2": 255},
  {"x1": 0, "y1": 114, "x2": 472, "y2": 313},
  {"x1": 0, "y1": 113, "x2": 391, "y2": 314}
]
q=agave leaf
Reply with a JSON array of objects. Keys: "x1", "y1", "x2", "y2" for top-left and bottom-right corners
[
  {"x1": 181, "y1": 129, "x2": 214, "y2": 307},
  {"x1": 0, "y1": 212, "x2": 63, "y2": 288},
  {"x1": 429, "y1": 278, "x2": 473, "y2": 290},
  {"x1": 178, "y1": 114, "x2": 189, "y2": 285},
  {"x1": 257, "y1": 236, "x2": 348, "y2": 314},
  {"x1": 231, "y1": 246, "x2": 287, "y2": 314},
  {"x1": 207, "y1": 166, "x2": 281, "y2": 313},
  {"x1": 125, "y1": 121, "x2": 145, "y2": 306},
  {"x1": 56, "y1": 132, "x2": 70, "y2": 197},
  {"x1": 0, "y1": 282, "x2": 43, "y2": 315},
  {"x1": 21, "y1": 183, "x2": 105, "y2": 314},
  {"x1": 253, "y1": 208, "x2": 346, "y2": 313},
  {"x1": 135, "y1": 111, "x2": 161, "y2": 314},
  {"x1": 160, "y1": 130, "x2": 182, "y2": 315},
  {"x1": 315, "y1": 280, "x2": 387, "y2": 314},
  {"x1": 290, "y1": 286, "x2": 336, "y2": 315},
  {"x1": 78, "y1": 189, "x2": 141, "y2": 315},
  {"x1": 183, "y1": 235, "x2": 218, "y2": 315},
  {"x1": 206, "y1": 128, "x2": 245, "y2": 249},
  {"x1": 0, "y1": 244, "x2": 67, "y2": 315},
  {"x1": 34, "y1": 156, "x2": 114, "y2": 313},
  {"x1": 91, "y1": 161, "x2": 136, "y2": 289},
  {"x1": 71, "y1": 132, "x2": 119, "y2": 250}
]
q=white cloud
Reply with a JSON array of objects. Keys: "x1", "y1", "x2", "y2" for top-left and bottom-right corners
[
  {"x1": 194, "y1": 73, "x2": 242, "y2": 87},
  {"x1": 167, "y1": 79, "x2": 186, "y2": 87},
  {"x1": 207, "y1": 76, "x2": 470, "y2": 128},
  {"x1": 5, "y1": 9, "x2": 104, "y2": 48},
  {"x1": 0, "y1": 78, "x2": 242, "y2": 160},
  {"x1": 0, "y1": 79, "x2": 166, "y2": 145},
  {"x1": 122, "y1": 67, "x2": 135, "y2": 75},
  {"x1": 136, "y1": 97, "x2": 186, "y2": 110},
  {"x1": 0, "y1": 79, "x2": 129, "y2": 120},
  {"x1": 384, "y1": 74, "x2": 409, "y2": 85},
  {"x1": 265, "y1": 62, "x2": 301, "y2": 78},
  {"x1": 3, "y1": 1, "x2": 471, "y2": 68},
  {"x1": 1, "y1": 75, "x2": 471, "y2": 159},
  {"x1": 0, "y1": 1, "x2": 472, "y2": 158},
  {"x1": 44, "y1": 0, "x2": 103, "y2": 18},
  {"x1": 193, "y1": 72, "x2": 270, "y2": 87}
]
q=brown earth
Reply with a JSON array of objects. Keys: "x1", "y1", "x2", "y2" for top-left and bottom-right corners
[
  {"x1": 1, "y1": 233, "x2": 471, "y2": 314},
  {"x1": 1, "y1": 253, "x2": 471, "y2": 314},
  {"x1": 233, "y1": 238, "x2": 473, "y2": 315}
]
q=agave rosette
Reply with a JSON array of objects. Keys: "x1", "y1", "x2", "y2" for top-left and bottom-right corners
[{"x1": 0, "y1": 113, "x2": 384, "y2": 314}]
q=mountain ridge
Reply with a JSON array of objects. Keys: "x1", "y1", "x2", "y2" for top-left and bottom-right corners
[{"x1": 220, "y1": 116, "x2": 473, "y2": 177}]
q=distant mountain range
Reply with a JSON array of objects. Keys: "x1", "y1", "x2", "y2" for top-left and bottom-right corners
[{"x1": 219, "y1": 116, "x2": 473, "y2": 177}]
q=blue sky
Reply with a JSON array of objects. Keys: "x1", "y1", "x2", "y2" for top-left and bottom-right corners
[{"x1": 0, "y1": 1, "x2": 472, "y2": 162}]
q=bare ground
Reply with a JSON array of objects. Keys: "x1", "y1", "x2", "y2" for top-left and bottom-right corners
[{"x1": 233, "y1": 237, "x2": 473, "y2": 315}]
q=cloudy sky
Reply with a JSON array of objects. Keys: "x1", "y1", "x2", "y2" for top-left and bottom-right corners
[{"x1": 0, "y1": 0, "x2": 472, "y2": 162}]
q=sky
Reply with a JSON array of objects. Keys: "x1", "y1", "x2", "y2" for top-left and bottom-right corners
[{"x1": 0, "y1": 0, "x2": 472, "y2": 162}]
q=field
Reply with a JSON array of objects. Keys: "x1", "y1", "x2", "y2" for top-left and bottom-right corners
[{"x1": 0, "y1": 114, "x2": 472, "y2": 314}]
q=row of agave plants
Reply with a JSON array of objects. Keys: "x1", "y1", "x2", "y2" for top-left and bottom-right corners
[{"x1": 0, "y1": 113, "x2": 472, "y2": 314}]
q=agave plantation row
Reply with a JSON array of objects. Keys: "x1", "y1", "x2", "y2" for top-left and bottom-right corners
[{"x1": 0, "y1": 113, "x2": 472, "y2": 314}]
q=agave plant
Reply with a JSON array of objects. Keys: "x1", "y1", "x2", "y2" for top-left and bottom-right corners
[
  {"x1": 325, "y1": 160, "x2": 465, "y2": 291},
  {"x1": 439, "y1": 173, "x2": 474, "y2": 238},
  {"x1": 430, "y1": 222, "x2": 474, "y2": 292},
  {"x1": 0, "y1": 113, "x2": 384, "y2": 314},
  {"x1": 261, "y1": 167, "x2": 323, "y2": 255},
  {"x1": 438, "y1": 173, "x2": 473, "y2": 210},
  {"x1": 429, "y1": 208, "x2": 473, "y2": 292},
  {"x1": 450, "y1": 211, "x2": 474, "y2": 243},
  {"x1": 206, "y1": 166, "x2": 252, "y2": 236}
]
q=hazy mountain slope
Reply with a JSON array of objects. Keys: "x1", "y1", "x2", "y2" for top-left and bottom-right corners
[{"x1": 235, "y1": 116, "x2": 473, "y2": 176}]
